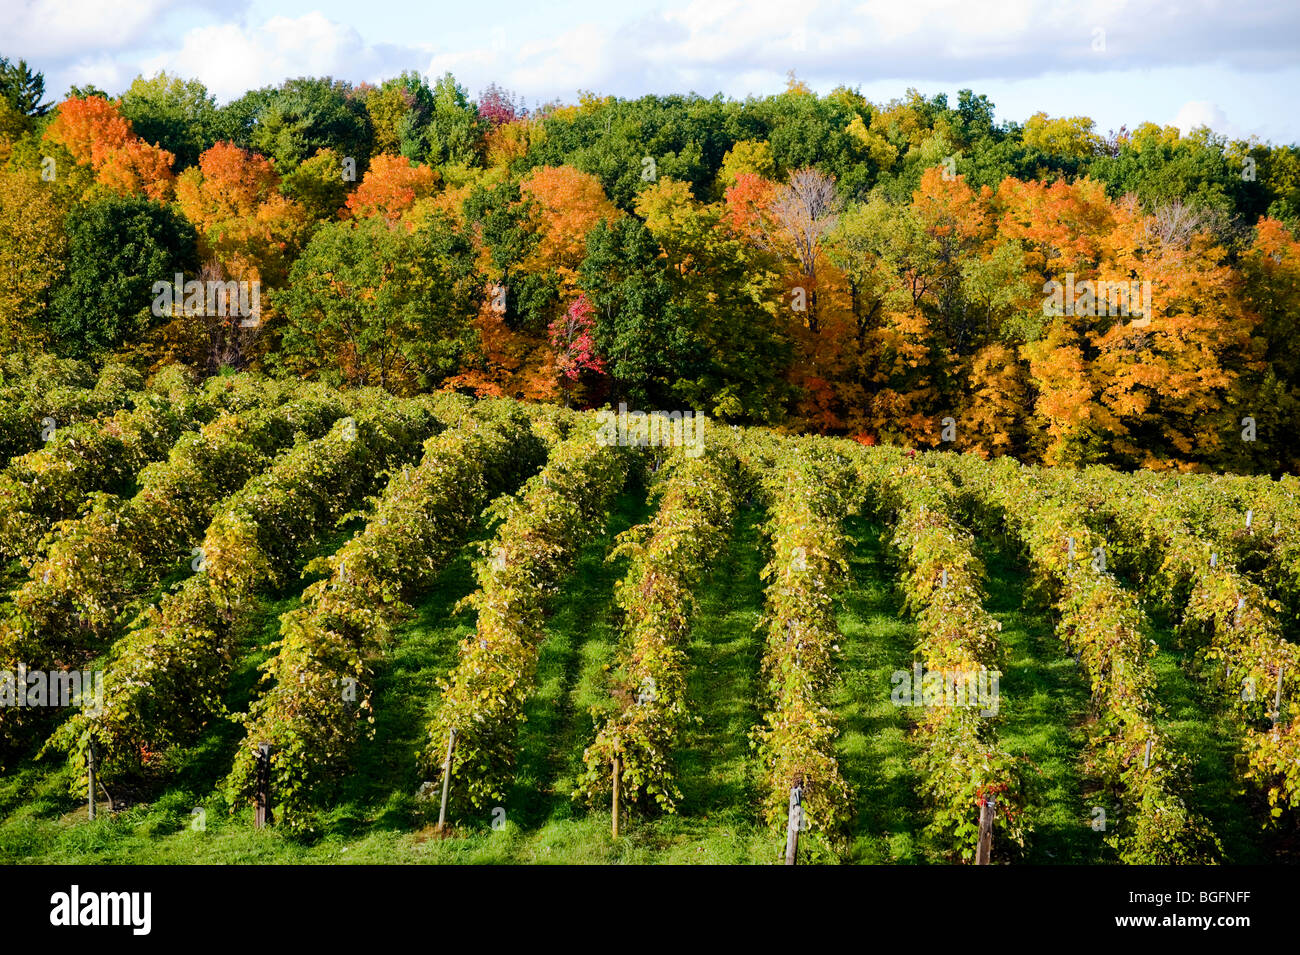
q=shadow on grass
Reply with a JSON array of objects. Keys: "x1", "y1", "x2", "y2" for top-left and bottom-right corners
[
  {"x1": 835, "y1": 515, "x2": 926, "y2": 864},
  {"x1": 976, "y1": 539, "x2": 1104, "y2": 864},
  {"x1": 676, "y1": 505, "x2": 766, "y2": 824}
]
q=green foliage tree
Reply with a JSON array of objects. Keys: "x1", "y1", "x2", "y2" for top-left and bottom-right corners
[
  {"x1": 363, "y1": 71, "x2": 434, "y2": 157},
  {"x1": 403, "y1": 73, "x2": 486, "y2": 172},
  {"x1": 279, "y1": 214, "x2": 481, "y2": 390},
  {"x1": 637, "y1": 179, "x2": 789, "y2": 420},
  {"x1": 0, "y1": 57, "x2": 50, "y2": 116},
  {"x1": 462, "y1": 178, "x2": 555, "y2": 330},
  {"x1": 49, "y1": 196, "x2": 199, "y2": 356},
  {"x1": 210, "y1": 87, "x2": 275, "y2": 151},
  {"x1": 580, "y1": 216, "x2": 704, "y2": 407},
  {"x1": 118, "y1": 72, "x2": 220, "y2": 170},
  {"x1": 280, "y1": 147, "x2": 351, "y2": 223},
  {"x1": 1088, "y1": 124, "x2": 1247, "y2": 220},
  {"x1": 528, "y1": 93, "x2": 747, "y2": 209},
  {"x1": 247, "y1": 77, "x2": 374, "y2": 174},
  {"x1": 749, "y1": 88, "x2": 874, "y2": 198},
  {"x1": 64, "y1": 83, "x2": 108, "y2": 100}
]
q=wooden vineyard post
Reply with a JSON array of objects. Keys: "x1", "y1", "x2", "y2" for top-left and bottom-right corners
[
  {"x1": 611, "y1": 755, "x2": 621, "y2": 839},
  {"x1": 254, "y1": 742, "x2": 273, "y2": 828},
  {"x1": 784, "y1": 785, "x2": 802, "y2": 866},
  {"x1": 437, "y1": 728, "x2": 457, "y2": 834},
  {"x1": 975, "y1": 796, "x2": 995, "y2": 865},
  {"x1": 1273, "y1": 667, "x2": 1286, "y2": 726},
  {"x1": 86, "y1": 734, "x2": 98, "y2": 821}
]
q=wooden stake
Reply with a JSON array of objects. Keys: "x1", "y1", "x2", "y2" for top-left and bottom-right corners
[
  {"x1": 437, "y1": 728, "x2": 457, "y2": 833},
  {"x1": 1273, "y1": 667, "x2": 1285, "y2": 726},
  {"x1": 1143, "y1": 739, "x2": 1152, "y2": 769},
  {"x1": 254, "y1": 742, "x2": 273, "y2": 828},
  {"x1": 611, "y1": 755, "x2": 621, "y2": 839},
  {"x1": 784, "y1": 786, "x2": 802, "y2": 865},
  {"x1": 86, "y1": 735, "x2": 97, "y2": 821},
  {"x1": 975, "y1": 797, "x2": 995, "y2": 865}
]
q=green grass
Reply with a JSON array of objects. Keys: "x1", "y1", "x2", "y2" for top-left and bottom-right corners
[
  {"x1": 675, "y1": 505, "x2": 765, "y2": 823},
  {"x1": 976, "y1": 539, "x2": 1104, "y2": 864},
  {"x1": 1144, "y1": 629, "x2": 1273, "y2": 864},
  {"x1": 834, "y1": 515, "x2": 927, "y2": 863}
]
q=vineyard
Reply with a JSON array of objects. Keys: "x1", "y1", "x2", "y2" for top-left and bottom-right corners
[{"x1": 1, "y1": 362, "x2": 1297, "y2": 864}]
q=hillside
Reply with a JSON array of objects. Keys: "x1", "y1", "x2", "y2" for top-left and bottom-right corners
[{"x1": 1, "y1": 369, "x2": 1296, "y2": 864}]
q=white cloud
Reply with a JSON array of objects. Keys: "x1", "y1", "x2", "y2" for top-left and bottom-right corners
[
  {"x1": 61, "y1": 54, "x2": 130, "y2": 94},
  {"x1": 1172, "y1": 100, "x2": 1235, "y2": 138},
  {"x1": 6, "y1": 0, "x2": 1298, "y2": 142},
  {"x1": 0, "y1": 0, "x2": 177, "y2": 58},
  {"x1": 411, "y1": 0, "x2": 1300, "y2": 108},
  {"x1": 138, "y1": 12, "x2": 430, "y2": 101}
]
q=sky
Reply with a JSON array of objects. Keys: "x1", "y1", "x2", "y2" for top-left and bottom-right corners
[{"x1": 3, "y1": 0, "x2": 1298, "y2": 145}]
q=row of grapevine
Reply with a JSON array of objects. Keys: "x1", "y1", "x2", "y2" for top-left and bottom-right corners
[
  {"x1": 1163, "y1": 471, "x2": 1300, "y2": 625},
  {"x1": 0, "y1": 366, "x2": 211, "y2": 565},
  {"x1": 1160, "y1": 474, "x2": 1300, "y2": 811},
  {"x1": 44, "y1": 393, "x2": 455, "y2": 788},
  {"x1": 1034, "y1": 466, "x2": 1300, "y2": 814},
  {"x1": 224, "y1": 401, "x2": 547, "y2": 826},
  {"x1": 573, "y1": 436, "x2": 741, "y2": 818},
  {"x1": 199, "y1": 392, "x2": 448, "y2": 610},
  {"x1": 0, "y1": 382, "x2": 347, "y2": 751},
  {"x1": 0, "y1": 369, "x2": 293, "y2": 571},
  {"x1": 0, "y1": 353, "x2": 90, "y2": 388},
  {"x1": 424, "y1": 422, "x2": 630, "y2": 811},
  {"x1": 944, "y1": 453, "x2": 1221, "y2": 863},
  {"x1": 854, "y1": 447, "x2": 1027, "y2": 860},
  {"x1": 0, "y1": 361, "x2": 145, "y2": 465},
  {"x1": 748, "y1": 440, "x2": 857, "y2": 846},
  {"x1": 0, "y1": 356, "x2": 93, "y2": 464}
]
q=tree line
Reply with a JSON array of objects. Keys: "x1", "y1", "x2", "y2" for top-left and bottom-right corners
[{"x1": 1, "y1": 61, "x2": 1297, "y2": 473}]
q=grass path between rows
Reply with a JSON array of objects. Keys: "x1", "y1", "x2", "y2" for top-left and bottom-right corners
[
  {"x1": 834, "y1": 515, "x2": 926, "y2": 863},
  {"x1": 1142, "y1": 612, "x2": 1271, "y2": 863},
  {"x1": 976, "y1": 540, "x2": 1102, "y2": 864}
]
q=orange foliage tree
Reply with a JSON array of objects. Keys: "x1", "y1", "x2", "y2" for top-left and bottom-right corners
[
  {"x1": 344, "y1": 153, "x2": 439, "y2": 224},
  {"x1": 1240, "y1": 217, "x2": 1300, "y2": 472},
  {"x1": 43, "y1": 96, "x2": 175, "y2": 200},
  {"x1": 174, "y1": 141, "x2": 311, "y2": 287},
  {"x1": 520, "y1": 164, "x2": 621, "y2": 288}
]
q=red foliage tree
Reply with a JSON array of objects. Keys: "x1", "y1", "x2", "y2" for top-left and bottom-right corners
[
  {"x1": 477, "y1": 83, "x2": 525, "y2": 127},
  {"x1": 549, "y1": 293, "x2": 605, "y2": 404}
]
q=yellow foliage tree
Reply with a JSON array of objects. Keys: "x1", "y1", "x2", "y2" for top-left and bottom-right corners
[{"x1": 0, "y1": 168, "x2": 68, "y2": 350}]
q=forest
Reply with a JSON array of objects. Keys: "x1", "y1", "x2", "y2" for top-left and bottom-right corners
[{"x1": 2, "y1": 57, "x2": 1299, "y2": 476}]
